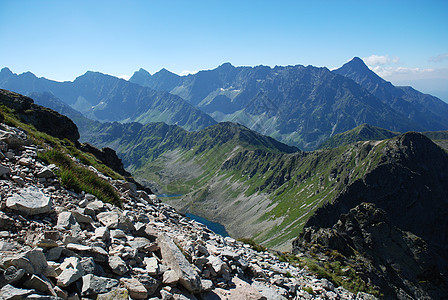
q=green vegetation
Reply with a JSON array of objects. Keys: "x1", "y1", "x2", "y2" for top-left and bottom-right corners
[
  {"x1": 303, "y1": 286, "x2": 315, "y2": 295},
  {"x1": 38, "y1": 149, "x2": 120, "y2": 206},
  {"x1": 319, "y1": 123, "x2": 398, "y2": 149},
  {"x1": 278, "y1": 251, "x2": 382, "y2": 297},
  {"x1": 0, "y1": 104, "x2": 122, "y2": 206}
]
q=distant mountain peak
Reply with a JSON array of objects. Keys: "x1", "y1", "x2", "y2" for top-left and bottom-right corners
[
  {"x1": 1, "y1": 67, "x2": 13, "y2": 75},
  {"x1": 155, "y1": 68, "x2": 177, "y2": 76},
  {"x1": 334, "y1": 57, "x2": 386, "y2": 87},
  {"x1": 218, "y1": 62, "x2": 234, "y2": 69},
  {"x1": 340, "y1": 57, "x2": 372, "y2": 73},
  {"x1": 137, "y1": 68, "x2": 151, "y2": 75}
]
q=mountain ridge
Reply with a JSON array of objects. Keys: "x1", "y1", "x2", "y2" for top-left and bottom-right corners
[
  {"x1": 0, "y1": 68, "x2": 216, "y2": 131},
  {"x1": 130, "y1": 61, "x2": 424, "y2": 150}
]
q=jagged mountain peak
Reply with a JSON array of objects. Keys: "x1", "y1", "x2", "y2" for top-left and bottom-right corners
[{"x1": 335, "y1": 57, "x2": 385, "y2": 85}]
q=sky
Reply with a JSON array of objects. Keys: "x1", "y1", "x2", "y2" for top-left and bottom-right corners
[{"x1": 1, "y1": 0, "x2": 447, "y2": 101}]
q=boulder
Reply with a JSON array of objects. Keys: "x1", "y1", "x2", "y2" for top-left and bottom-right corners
[
  {"x1": 120, "y1": 278, "x2": 148, "y2": 299},
  {"x1": 0, "y1": 164, "x2": 10, "y2": 177},
  {"x1": 94, "y1": 227, "x2": 110, "y2": 242},
  {"x1": 6, "y1": 186, "x2": 52, "y2": 215},
  {"x1": 144, "y1": 257, "x2": 160, "y2": 276},
  {"x1": 97, "y1": 211, "x2": 135, "y2": 232},
  {"x1": 36, "y1": 167, "x2": 55, "y2": 179},
  {"x1": 0, "y1": 284, "x2": 33, "y2": 299},
  {"x1": 81, "y1": 274, "x2": 119, "y2": 296},
  {"x1": 157, "y1": 234, "x2": 202, "y2": 293},
  {"x1": 4, "y1": 248, "x2": 51, "y2": 275},
  {"x1": 23, "y1": 274, "x2": 54, "y2": 295},
  {"x1": 56, "y1": 212, "x2": 78, "y2": 229},
  {"x1": 108, "y1": 256, "x2": 128, "y2": 276}
]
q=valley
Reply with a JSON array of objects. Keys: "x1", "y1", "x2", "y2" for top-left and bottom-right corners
[{"x1": 1, "y1": 56, "x2": 448, "y2": 299}]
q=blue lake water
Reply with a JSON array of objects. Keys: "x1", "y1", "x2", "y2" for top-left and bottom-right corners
[
  {"x1": 157, "y1": 194, "x2": 230, "y2": 237},
  {"x1": 186, "y1": 213, "x2": 230, "y2": 237},
  {"x1": 157, "y1": 194, "x2": 183, "y2": 198}
]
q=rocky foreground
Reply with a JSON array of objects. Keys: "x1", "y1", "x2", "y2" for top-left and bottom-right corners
[{"x1": 0, "y1": 125, "x2": 379, "y2": 299}]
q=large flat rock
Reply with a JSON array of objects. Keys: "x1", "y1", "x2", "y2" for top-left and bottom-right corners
[{"x1": 6, "y1": 186, "x2": 52, "y2": 215}]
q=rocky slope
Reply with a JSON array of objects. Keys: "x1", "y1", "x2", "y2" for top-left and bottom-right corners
[
  {"x1": 293, "y1": 203, "x2": 448, "y2": 299},
  {"x1": 0, "y1": 68, "x2": 216, "y2": 131},
  {"x1": 0, "y1": 91, "x2": 375, "y2": 299},
  {"x1": 0, "y1": 89, "x2": 79, "y2": 142}
]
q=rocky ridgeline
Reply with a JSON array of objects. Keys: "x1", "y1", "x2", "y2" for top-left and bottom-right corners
[{"x1": 0, "y1": 125, "x2": 380, "y2": 300}]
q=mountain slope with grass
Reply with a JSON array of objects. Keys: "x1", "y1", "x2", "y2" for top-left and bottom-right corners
[
  {"x1": 79, "y1": 116, "x2": 448, "y2": 256},
  {"x1": 318, "y1": 124, "x2": 399, "y2": 149}
]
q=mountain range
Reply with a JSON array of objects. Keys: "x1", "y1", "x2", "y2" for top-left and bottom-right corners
[
  {"x1": 2, "y1": 57, "x2": 448, "y2": 150},
  {"x1": 129, "y1": 58, "x2": 448, "y2": 149},
  {"x1": 0, "y1": 67, "x2": 216, "y2": 131},
  {"x1": 1, "y1": 79, "x2": 448, "y2": 298}
]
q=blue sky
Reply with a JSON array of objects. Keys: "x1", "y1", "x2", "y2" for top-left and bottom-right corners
[{"x1": 1, "y1": 0, "x2": 447, "y2": 101}]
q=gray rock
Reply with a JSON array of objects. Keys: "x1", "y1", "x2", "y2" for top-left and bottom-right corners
[
  {"x1": 0, "y1": 164, "x2": 10, "y2": 177},
  {"x1": 127, "y1": 237, "x2": 151, "y2": 251},
  {"x1": 36, "y1": 167, "x2": 55, "y2": 179},
  {"x1": 0, "y1": 284, "x2": 33, "y2": 299},
  {"x1": 0, "y1": 241, "x2": 15, "y2": 251},
  {"x1": 94, "y1": 227, "x2": 110, "y2": 242},
  {"x1": 56, "y1": 267, "x2": 82, "y2": 287},
  {"x1": 45, "y1": 247, "x2": 63, "y2": 261},
  {"x1": 2, "y1": 266, "x2": 25, "y2": 285},
  {"x1": 108, "y1": 256, "x2": 128, "y2": 275},
  {"x1": 110, "y1": 229, "x2": 126, "y2": 239},
  {"x1": 81, "y1": 274, "x2": 119, "y2": 296},
  {"x1": 71, "y1": 211, "x2": 93, "y2": 224},
  {"x1": 144, "y1": 257, "x2": 160, "y2": 276},
  {"x1": 4, "y1": 248, "x2": 51, "y2": 275},
  {"x1": 207, "y1": 255, "x2": 228, "y2": 275},
  {"x1": 56, "y1": 211, "x2": 78, "y2": 229},
  {"x1": 162, "y1": 270, "x2": 179, "y2": 286},
  {"x1": 157, "y1": 234, "x2": 202, "y2": 293},
  {"x1": 120, "y1": 277, "x2": 148, "y2": 299},
  {"x1": 135, "y1": 274, "x2": 160, "y2": 296},
  {"x1": 85, "y1": 199, "x2": 104, "y2": 212},
  {"x1": 6, "y1": 186, "x2": 52, "y2": 215},
  {"x1": 18, "y1": 157, "x2": 32, "y2": 166},
  {"x1": 23, "y1": 274, "x2": 54, "y2": 295},
  {"x1": 80, "y1": 257, "x2": 104, "y2": 276},
  {"x1": 97, "y1": 211, "x2": 135, "y2": 232}
]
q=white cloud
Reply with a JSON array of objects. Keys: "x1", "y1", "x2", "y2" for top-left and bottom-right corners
[
  {"x1": 363, "y1": 54, "x2": 400, "y2": 66},
  {"x1": 372, "y1": 65, "x2": 448, "y2": 81},
  {"x1": 429, "y1": 53, "x2": 448, "y2": 63},
  {"x1": 179, "y1": 70, "x2": 199, "y2": 76},
  {"x1": 117, "y1": 74, "x2": 131, "y2": 80}
]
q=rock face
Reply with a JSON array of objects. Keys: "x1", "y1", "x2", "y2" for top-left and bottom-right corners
[
  {"x1": 293, "y1": 203, "x2": 448, "y2": 299},
  {"x1": 305, "y1": 132, "x2": 448, "y2": 275},
  {"x1": 0, "y1": 89, "x2": 80, "y2": 142},
  {"x1": 0, "y1": 121, "x2": 369, "y2": 299}
]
